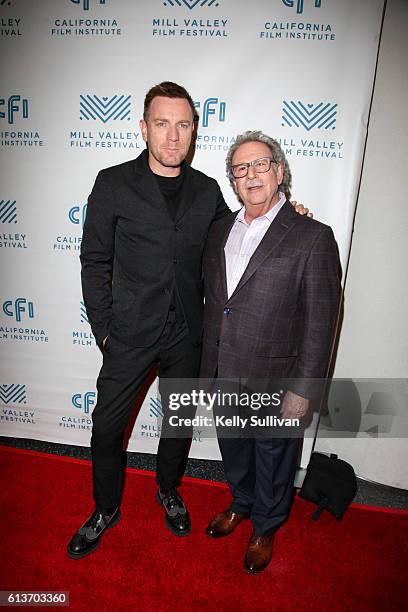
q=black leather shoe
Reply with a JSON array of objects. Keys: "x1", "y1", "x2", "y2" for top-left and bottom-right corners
[
  {"x1": 156, "y1": 487, "x2": 191, "y2": 536},
  {"x1": 67, "y1": 508, "x2": 121, "y2": 559}
]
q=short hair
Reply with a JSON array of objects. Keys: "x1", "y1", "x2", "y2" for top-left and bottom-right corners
[
  {"x1": 226, "y1": 130, "x2": 292, "y2": 200},
  {"x1": 143, "y1": 81, "x2": 196, "y2": 122}
]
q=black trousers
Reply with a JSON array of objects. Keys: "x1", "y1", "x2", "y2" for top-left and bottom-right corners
[
  {"x1": 218, "y1": 435, "x2": 300, "y2": 536},
  {"x1": 91, "y1": 311, "x2": 201, "y2": 514}
]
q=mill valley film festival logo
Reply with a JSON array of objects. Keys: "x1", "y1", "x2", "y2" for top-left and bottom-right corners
[
  {"x1": 282, "y1": 100, "x2": 337, "y2": 131},
  {"x1": 1, "y1": 298, "x2": 49, "y2": 343},
  {"x1": 277, "y1": 98, "x2": 343, "y2": 160},
  {"x1": 154, "y1": 0, "x2": 227, "y2": 38},
  {"x1": 0, "y1": 199, "x2": 28, "y2": 250},
  {"x1": 72, "y1": 301, "x2": 96, "y2": 348},
  {"x1": 145, "y1": 396, "x2": 203, "y2": 443},
  {"x1": 70, "y1": 95, "x2": 140, "y2": 150},
  {"x1": 260, "y1": 0, "x2": 334, "y2": 42},
  {"x1": 0, "y1": 383, "x2": 35, "y2": 426},
  {"x1": 1, "y1": 0, "x2": 23, "y2": 38},
  {"x1": 80, "y1": 94, "x2": 131, "y2": 123},
  {"x1": 51, "y1": 0, "x2": 122, "y2": 37},
  {"x1": 163, "y1": 0, "x2": 220, "y2": 8},
  {"x1": 0, "y1": 199, "x2": 16, "y2": 223},
  {"x1": 0, "y1": 95, "x2": 43, "y2": 147}
]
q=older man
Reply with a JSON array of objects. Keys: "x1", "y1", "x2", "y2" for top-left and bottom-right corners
[
  {"x1": 68, "y1": 80, "x2": 310, "y2": 560},
  {"x1": 201, "y1": 131, "x2": 341, "y2": 574}
]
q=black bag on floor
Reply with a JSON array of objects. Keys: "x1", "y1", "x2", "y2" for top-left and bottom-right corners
[{"x1": 299, "y1": 452, "x2": 357, "y2": 520}]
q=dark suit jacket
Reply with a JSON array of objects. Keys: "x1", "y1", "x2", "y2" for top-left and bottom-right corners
[
  {"x1": 200, "y1": 201, "x2": 341, "y2": 398},
  {"x1": 80, "y1": 149, "x2": 229, "y2": 347}
]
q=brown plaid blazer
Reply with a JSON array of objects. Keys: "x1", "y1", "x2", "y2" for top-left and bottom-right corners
[{"x1": 200, "y1": 201, "x2": 341, "y2": 398}]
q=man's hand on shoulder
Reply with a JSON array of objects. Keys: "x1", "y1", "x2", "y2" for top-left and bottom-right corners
[
  {"x1": 291, "y1": 200, "x2": 313, "y2": 218},
  {"x1": 280, "y1": 390, "x2": 309, "y2": 420}
]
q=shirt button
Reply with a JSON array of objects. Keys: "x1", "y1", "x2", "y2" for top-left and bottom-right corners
[
  {"x1": 173, "y1": 258, "x2": 179, "y2": 264},
  {"x1": 223, "y1": 307, "x2": 231, "y2": 315}
]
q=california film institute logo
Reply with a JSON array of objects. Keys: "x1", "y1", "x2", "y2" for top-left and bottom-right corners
[
  {"x1": 70, "y1": 0, "x2": 107, "y2": 10},
  {"x1": 1, "y1": 298, "x2": 49, "y2": 343},
  {"x1": 282, "y1": 0, "x2": 321, "y2": 15},
  {"x1": 0, "y1": 95, "x2": 28, "y2": 124},
  {"x1": 51, "y1": 0, "x2": 121, "y2": 37},
  {"x1": 58, "y1": 391, "x2": 95, "y2": 430},
  {"x1": 282, "y1": 100, "x2": 337, "y2": 131},
  {"x1": 80, "y1": 94, "x2": 131, "y2": 123},
  {"x1": 72, "y1": 391, "x2": 96, "y2": 414},
  {"x1": 69, "y1": 203, "x2": 87, "y2": 228},
  {"x1": 3, "y1": 298, "x2": 34, "y2": 322},
  {"x1": 0, "y1": 383, "x2": 35, "y2": 425},
  {"x1": 260, "y1": 0, "x2": 334, "y2": 42},
  {"x1": 0, "y1": 95, "x2": 44, "y2": 148},
  {"x1": 52, "y1": 204, "x2": 84, "y2": 254},
  {"x1": 194, "y1": 97, "x2": 226, "y2": 128},
  {"x1": 193, "y1": 96, "x2": 234, "y2": 154}
]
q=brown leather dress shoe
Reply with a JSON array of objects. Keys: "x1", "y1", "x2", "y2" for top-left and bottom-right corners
[
  {"x1": 206, "y1": 508, "x2": 250, "y2": 538},
  {"x1": 244, "y1": 532, "x2": 275, "y2": 574}
]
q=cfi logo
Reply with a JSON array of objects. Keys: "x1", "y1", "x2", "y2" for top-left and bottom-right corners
[
  {"x1": 72, "y1": 392, "x2": 96, "y2": 414},
  {"x1": 70, "y1": 0, "x2": 107, "y2": 10},
  {"x1": 69, "y1": 203, "x2": 88, "y2": 228},
  {"x1": 0, "y1": 200, "x2": 17, "y2": 224},
  {"x1": 80, "y1": 301, "x2": 89, "y2": 324},
  {"x1": 194, "y1": 98, "x2": 226, "y2": 128},
  {"x1": 0, "y1": 384, "x2": 27, "y2": 405},
  {"x1": 80, "y1": 94, "x2": 131, "y2": 123},
  {"x1": 282, "y1": 0, "x2": 321, "y2": 14},
  {"x1": 282, "y1": 100, "x2": 337, "y2": 131},
  {"x1": 0, "y1": 96, "x2": 29, "y2": 125},
  {"x1": 3, "y1": 298, "x2": 34, "y2": 322},
  {"x1": 163, "y1": 0, "x2": 221, "y2": 8},
  {"x1": 150, "y1": 397, "x2": 164, "y2": 418}
]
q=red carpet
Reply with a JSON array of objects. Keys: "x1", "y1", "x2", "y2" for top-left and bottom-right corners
[{"x1": 0, "y1": 445, "x2": 407, "y2": 611}]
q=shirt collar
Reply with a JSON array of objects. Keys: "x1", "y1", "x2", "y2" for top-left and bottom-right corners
[{"x1": 236, "y1": 191, "x2": 286, "y2": 225}]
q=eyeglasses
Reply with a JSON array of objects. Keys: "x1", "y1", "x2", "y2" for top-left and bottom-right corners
[{"x1": 230, "y1": 156, "x2": 278, "y2": 179}]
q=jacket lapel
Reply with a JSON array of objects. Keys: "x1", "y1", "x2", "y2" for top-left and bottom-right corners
[
  {"x1": 217, "y1": 212, "x2": 239, "y2": 303},
  {"x1": 228, "y1": 201, "x2": 298, "y2": 301}
]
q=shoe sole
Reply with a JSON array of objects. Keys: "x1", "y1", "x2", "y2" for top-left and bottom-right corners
[
  {"x1": 156, "y1": 492, "x2": 191, "y2": 537},
  {"x1": 67, "y1": 511, "x2": 121, "y2": 560}
]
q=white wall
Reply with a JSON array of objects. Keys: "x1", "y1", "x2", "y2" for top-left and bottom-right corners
[{"x1": 316, "y1": 0, "x2": 408, "y2": 488}]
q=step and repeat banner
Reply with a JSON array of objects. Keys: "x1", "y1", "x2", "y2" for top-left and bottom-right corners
[{"x1": 1, "y1": 0, "x2": 384, "y2": 461}]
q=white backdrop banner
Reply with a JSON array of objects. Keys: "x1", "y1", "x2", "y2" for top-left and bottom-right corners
[{"x1": 1, "y1": 0, "x2": 384, "y2": 461}]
